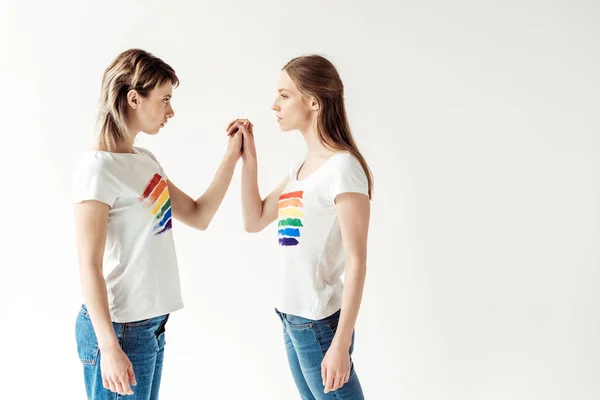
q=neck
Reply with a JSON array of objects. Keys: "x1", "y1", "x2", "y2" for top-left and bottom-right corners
[
  {"x1": 113, "y1": 123, "x2": 139, "y2": 153},
  {"x1": 300, "y1": 119, "x2": 334, "y2": 157}
]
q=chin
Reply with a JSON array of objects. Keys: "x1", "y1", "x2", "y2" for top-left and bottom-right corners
[{"x1": 279, "y1": 123, "x2": 294, "y2": 132}]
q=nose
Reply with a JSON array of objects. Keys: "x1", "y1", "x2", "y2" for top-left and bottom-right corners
[
  {"x1": 272, "y1": 98, "x2": 280, "y2": 111},
  {"x1": 167, "y1": 104, "x2": 175, "y2": 119}
]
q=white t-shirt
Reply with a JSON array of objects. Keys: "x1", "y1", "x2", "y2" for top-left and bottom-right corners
[
  {"x1": 73, "y1": 146, "x2": 184, "y2": 323},
  {"x1": 275, "y1": 152, "x2": 370, "y2": 320}
]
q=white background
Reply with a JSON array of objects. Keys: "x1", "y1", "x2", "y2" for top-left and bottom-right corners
[{"x1": 0, "y1": 0, "x2": 598, "y2": 399}]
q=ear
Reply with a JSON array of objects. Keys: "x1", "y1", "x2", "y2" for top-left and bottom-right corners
[
  {"x1": 127, "y1": 89, "x2": 140, "y2": 110},
  {"x1": 310, "y1": 97, "x2": 319, "y2": 111}
]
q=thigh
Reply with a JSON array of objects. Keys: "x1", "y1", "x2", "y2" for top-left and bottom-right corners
[
  {"x1": 75, "y1": 307, "x2": 168, "y2": 400},
  {"x1": 287, "y1": 312, "x2": 365, "y2": 400},
  {"x1": 121, "y1": 315, "x2": 169, "y2": 400},
  {"x1": 149, "y1": 315, "x2": 169, "y2": 400},
  {"x1": 283, "y1": 324, "x2": 317, "y2": 399},
  {"x1": 283, "y1": 313, "x2": 331, "y2": 398},
  {"x1": 76, "y1": 306, "x2": 110, "y2": 399}
]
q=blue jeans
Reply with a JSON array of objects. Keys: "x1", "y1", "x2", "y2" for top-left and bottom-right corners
[
  {"x1": 75, "y1": 305, "x2": 169, "y2": 400},
  {"x1": 276, "y1": 309, "x2": 365, "y2": 400}
]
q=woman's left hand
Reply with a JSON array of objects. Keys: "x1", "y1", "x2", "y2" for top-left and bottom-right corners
[{"x1": 321, "y1": 342, "x2": 351, "y2": 393}]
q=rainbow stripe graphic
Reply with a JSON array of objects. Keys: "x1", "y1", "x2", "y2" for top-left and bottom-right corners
[
  {"x1": 140, "y1": 173, "x2": 172, "y2": 235},
  {"x1": 278, "y1": 190, "x2": 304, "y2": 246}
]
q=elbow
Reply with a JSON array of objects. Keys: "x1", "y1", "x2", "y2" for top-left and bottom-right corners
[
  {"x1": 196, "y1": 221, "x2": 209, "y2": 231},
  {"x1": 346, "y1": 258, "x2": 367, "y2": 272},
  {"x1": 192, "y1": 216, "x2": 209, "y2": 231},
  {"x1": 244, "y1": 225, "x2": 258, "y2": 233},
  {"x1": 191, "y1": 203, "x2": 210, "y2": 231},
  {"x1": 244, "y1": 221, "x2": 261, "y2": 233}
]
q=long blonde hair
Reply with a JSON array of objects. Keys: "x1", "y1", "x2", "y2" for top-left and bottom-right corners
[{"x1": 97, "y1": 49, "x2": 179, "y2": 151}]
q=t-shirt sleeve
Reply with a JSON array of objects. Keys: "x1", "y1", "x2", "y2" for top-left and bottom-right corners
[
  {"x1": 72, "y1": 154, "x2": 120, "y2": 207},
  {"x1": 135, "y1": 147, "x2": 168, "y2": 180},
  {"x1": 328, "y1": 154, "x2": 370, "y2": 203}
]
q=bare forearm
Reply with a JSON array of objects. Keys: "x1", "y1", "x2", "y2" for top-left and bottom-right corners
[
  {"x1": 193, "y1": 156, "x2": 237, "y2": 229},
  {"x1": 80, "y1": 266, "x2": 119, "y2": 351},
  {"x1": 241, "y1": 157, "x2": 263, "y2": 230},
  {"x1": 333, "y1": 261, "x2": 367, "y2": 348}
]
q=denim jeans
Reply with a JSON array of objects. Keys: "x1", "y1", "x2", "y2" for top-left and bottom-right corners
[
  {"x1": 276, "y1": 309, "x2": 365, "y2": 400},
  {"x1": 75, "y1": 305, "x2": 169, "y2": 400}
]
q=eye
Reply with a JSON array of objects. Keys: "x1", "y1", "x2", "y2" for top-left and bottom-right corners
[
  {"x1": 280, "y1": 94, "x2": 288, "y2": 99},
  {"x1": 163, "y1": 98, "x2": 170, "y2": 104}
]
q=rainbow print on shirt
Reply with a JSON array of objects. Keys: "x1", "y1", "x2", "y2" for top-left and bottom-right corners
[
  {"x1": 278, "y1": 190, "x2": 304, "y2": 246},
  {"x1": 140, "y1": 173, "x2": 172, "y2": 235}
]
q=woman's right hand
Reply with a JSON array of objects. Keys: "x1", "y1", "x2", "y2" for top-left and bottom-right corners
[{"x1": 100, "y1": 346, "x2": 136, "y2": 395}]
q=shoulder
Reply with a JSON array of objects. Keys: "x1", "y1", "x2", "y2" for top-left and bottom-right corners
[
  {"x1": 133, "y1": 146, "x2": 158, "y2": 161},
  {"x1": 329, "y1": 152, "x2": 364, "y2": 173},
  {"x1": 75, "y1": 151, "x2": 120, "y2": 175}
]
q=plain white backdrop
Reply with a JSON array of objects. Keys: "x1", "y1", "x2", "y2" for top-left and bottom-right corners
[{"x1": 0, "y1": 0, "x2": 598, "y2": 399}]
